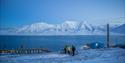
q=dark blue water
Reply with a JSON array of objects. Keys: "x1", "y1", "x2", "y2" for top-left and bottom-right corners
[{"x1": 0, "y1": 35, "x2": 125, "y2": 51}]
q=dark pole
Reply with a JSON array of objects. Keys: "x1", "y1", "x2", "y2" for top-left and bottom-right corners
[{"x1": 107, "y1": 24, "x2": 110, "y2": 48}]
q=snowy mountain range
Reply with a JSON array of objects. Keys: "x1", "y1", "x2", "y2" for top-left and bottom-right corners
[{"x1": 0, "y1": 21, "x2": 125, "y2": 35}]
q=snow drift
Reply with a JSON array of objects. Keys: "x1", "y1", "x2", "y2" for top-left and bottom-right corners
[{"x1": 0, "y1": 48, "x2": 125, "y2": 63}]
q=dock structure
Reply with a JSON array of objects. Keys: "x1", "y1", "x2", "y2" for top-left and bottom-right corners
[{"x1": 0, "y1": 48, "x2": 51, "y2": 54}]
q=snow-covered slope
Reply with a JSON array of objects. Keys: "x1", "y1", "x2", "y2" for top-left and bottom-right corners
[
  {"x1": 17, "y1": 21, "x2": 100, "y2": 34},
  {"x1": 17, "y1": 22, "x2": 55, "y2": 33},
  {"x1": 0, "y1": 48, "x2": 125, "y2": 63},
  {"x1": 0, "y1": 21, "x2": 125, "y2": 35},
  {"x1": 15, "y1": 21, "x2": 96, "y2": 35},
  {"x1": 111, "y1": 24, "x2": 125, "y2": 34}
]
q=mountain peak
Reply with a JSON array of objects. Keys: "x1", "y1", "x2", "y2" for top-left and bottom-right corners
[{"x1": 0, "y1": 21, "x2": 124, "y2": 35}]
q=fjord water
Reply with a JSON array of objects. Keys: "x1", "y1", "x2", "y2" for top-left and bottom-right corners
[{"x1": 0, "y1": 35, "x2": 125, "y2": 51}]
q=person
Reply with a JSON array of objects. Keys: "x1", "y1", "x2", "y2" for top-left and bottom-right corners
[
  {"x1": 72, "y1": 45, "x2": 76, "y2": 56},
  {"x1": 63, "y1": 45, "x2": 76, "y2": 56},
  {"x1": 64, "y1": 45, "x2": 68, "y2": 54}
]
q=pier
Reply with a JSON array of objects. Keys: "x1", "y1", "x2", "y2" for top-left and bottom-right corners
[{"x1": 0, "y1": 48, "x2": 51, "y2": 54}]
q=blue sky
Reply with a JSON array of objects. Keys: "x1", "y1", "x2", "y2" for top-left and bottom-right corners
[{"x1": 0, "y1": 0, "x2": 125, "y2": 28}]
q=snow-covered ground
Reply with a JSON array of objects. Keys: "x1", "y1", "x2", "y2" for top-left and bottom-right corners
[{"x1": 0, "y1": 48, "x2": 125, "y2": 63}]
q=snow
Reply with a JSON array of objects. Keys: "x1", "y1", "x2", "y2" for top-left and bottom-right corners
[
  {"x1": 16, "y1": 21, "x2": 95, "y2": 34},
  {"x1": 17, "y1": 22, "x2": 55, "y2": 33},
  {"x1": 60, "y1": 21, "x2": 79, "y2": 29},
  {"x1": 0, "y1": 48, "x2": 125, "y2": 63},
  {"x1": 1, "y1": 20, "x2": 125, "y2": 35}
]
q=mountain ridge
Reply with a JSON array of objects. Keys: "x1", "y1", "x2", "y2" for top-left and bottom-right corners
[{"x1": 0, "y1": 21, "x2": 125, "y2": 35}]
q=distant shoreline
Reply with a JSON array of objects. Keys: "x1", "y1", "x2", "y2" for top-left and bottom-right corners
[{"x1": 0, "y1": 34, "x2": 125, "y2": 36}]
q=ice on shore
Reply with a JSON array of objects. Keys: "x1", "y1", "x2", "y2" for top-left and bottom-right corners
[{"x1": 0, "y1": 48, "x2": 125, "y2": 63}]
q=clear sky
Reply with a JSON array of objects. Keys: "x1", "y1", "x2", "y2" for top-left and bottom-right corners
[{"x1": 0, "y1": 0, "x2": 125, "y2": 28}]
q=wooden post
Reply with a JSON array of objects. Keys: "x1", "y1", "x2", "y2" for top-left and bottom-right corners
[{"x1": 107, "y1": 24, "x2": 110, "y2": 48}]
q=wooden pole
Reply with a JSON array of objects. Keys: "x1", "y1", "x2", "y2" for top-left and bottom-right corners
[{"x1": 107, "y1": 24, "x2": 110, "y2": 48}]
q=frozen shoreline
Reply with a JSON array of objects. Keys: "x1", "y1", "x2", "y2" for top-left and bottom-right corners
[{"x1": 0, "y1": 48, "x2": 125, "y2": 63}]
